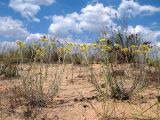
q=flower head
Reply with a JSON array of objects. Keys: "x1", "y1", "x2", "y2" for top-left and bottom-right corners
[
  {"x1": 16, "y1": 40, "x2": 26, "y2": 48},
  {"x1": 66, "y1": 42, "x2": 73, "y2": 47},
  {"x1": 121, "y1": 48, "x2": 129, "y2": 53},
  {"x1": 140, "y1": 44, "x2": 151, "y2": 51},
  {"x1": 36, "y1": 49, "x2": 45, "y2": 57},
  {"x1": 58, "y1": 47, "x2": 66, "y2": 55},
  {"x1": 133, "y1": 50, "x2": 141, "y2": 54},
  {"x1": 92, "y1": 43, "x2": 98, "y2": 47},
  {"x1": 66, "y1": 48, "x2": 71, "y2": 53},
  {"x1": 101, "y1": 45, "x2": 111, "y2": 51},
  {"x1": 40, "y1": 36, "x2": 48, "y2": 42},
  {"x1": 79, "y1": 44, "x2": 89, "y2": 52},
  {"x1": 114, "y1": 44, "x2": 120, "y2": 48},
  {"x1": 130, "y1": 45, "x2": 137, "y2": 49},
  {"x1": 99, "y1": 38, "x2": 107, "y2": 43}
]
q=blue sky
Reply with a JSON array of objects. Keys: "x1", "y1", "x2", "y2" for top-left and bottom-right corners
[{"x1": 0, "y1": 0, "x2": 160, "y2": 44}]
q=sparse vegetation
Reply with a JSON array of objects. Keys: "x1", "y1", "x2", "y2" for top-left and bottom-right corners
[
  {"x1": 0, "y1": 17, "x2": 160, "y2": 120},
  {"x1": 0, "y1": 34, "x2": 160, "y2": 119}
]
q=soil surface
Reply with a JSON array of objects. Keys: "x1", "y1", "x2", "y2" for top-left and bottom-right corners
[{"x1": 0, "y1": 64, "x2": 159, "y2": 120}]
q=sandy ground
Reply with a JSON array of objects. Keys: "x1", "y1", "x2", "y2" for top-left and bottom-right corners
[{"x1": 0, "y1": 64, "x2": 159, "y2": 120}]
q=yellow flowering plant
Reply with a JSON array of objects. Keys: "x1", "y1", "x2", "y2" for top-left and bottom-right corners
[
  {"x1": 99, "y1": 38, "x2": 107, "y2": 43},
  {"x1": 66, "y1": 42, "x2": 73, "y2": 47},
  {"x1": 16, "y1": 40, "x2": 26, "y2": 73},
  {"x1": 92, "y1": 43, "x2": 98, "y2": 48},
  {"x1": 35, "y1": 49, "x2": 45, "y2": 57},
  {"x1": 16, "y1": 40, "x2": 26, "y2": 48},
  {"x1": 121, "y1": 48, "x2": 129, "y2": 53},
  {"x1": 65, "y1": 42, "x2": 74, "y2": 53},
  {"x1": 132, "y1": 50, "x2": 141, "y2": 54},
  {"x1": 130, "y1": 45, "x2": 137, "y2": 49},
  {"x1": 58, "y1": 47, "x2": 66, "y2": 55},
  {"x1": 140, "y1": 44, "x2": 151, "y2": 52},
  {"x1": 114, "y1": 44, "x2": 120, "y2": 49},
  {"x1": 57, "y1": 46, "x2": 71, "y2": 64},
  {"x1": 40, "y1": 36, "x2": 48, "y2": 42},
  {"x1": 66, "y1": 48, "x2": 71, "y2": 53},
  {"x1": 79, "y1": 44, "x2": 89, "y2": 52},
  {"x1": 101, "y1": 45, "x2": 111, "y2": 52}
]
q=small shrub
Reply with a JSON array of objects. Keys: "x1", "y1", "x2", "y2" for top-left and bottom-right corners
[
  {"x1": 110, "y1": 84, "x2": 131, "y2": 100},
  {"x1": 4, "y1": 65, "x2": 19, "y2": 78},
  {"x1": 111, "y1": 69, "x2": 125, "y2": 78},
  {"x1": 72, "y1": 54, "x2": 82, "y2": 65},
  {"x1": 0, "y1": 64, "x2": 19, "y2": 78},
  {"x1": 21, "y1": 75, "x2": 51, "y2": 107},
  {"x1": 0, "y1": 64, "x2": 5, "y2": 75}
]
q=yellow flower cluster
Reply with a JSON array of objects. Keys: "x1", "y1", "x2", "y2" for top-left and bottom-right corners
[
  {"x1": 58, "y1": 47, "x2": 71, "y2": 55},
  {"x1": 131, "y1": 44, "x2": 151, "y2": 55},
  {"x1": 101, "y1": 45, "x2": 111, "y2": 51},
  {"x1": 40, "y1": 36, "x2": 48, "y2": 42},
  {"x1": 66, "y1": 42, "x2": 73, "y2": 47},
  {"x1": 130, "y1": 45, "x2": 137, "y2": 49},
  {"x1": 66, "y1": 48, "x2": 71, "y2": 53},
  {"x1": 92, "y1": 43, "x2": 98, "y2": 47},
  {"x1": 54, "y1": 41, "x2": 152, "y2": 56},
  {"x1": 16, "y1": 40, "x2": 26, "y2": 48},
  {"x1": 140, "y1": 44, "x2": 151, "y2": 51},
  {"x1": 79, "y1": 44, "x2": 90, "y2": 52},
  {"x1": 31, "y1": 40, "x2": 49, "y2": 57},
  {"x1": 114, "y1": 44, "x2": 120, "y2": 48},
  {"x1": 58, "y1": 47, "x2": 66, "y2": 54},
  {"x1": 36, "y1": 49, "x2": 45, "y2": 57},
  {"x1": 99, "y1": 38, "x2": 107, "y2": 43},
  {"x1": 63, "y1": 41, "x2": 152, "y2": 55},
  {"x1": 132, "y1": 50, "x2": 141, "y2": 54},
  {"x1": 121, "y1": 48, "x2": 129, "y2": 53}
]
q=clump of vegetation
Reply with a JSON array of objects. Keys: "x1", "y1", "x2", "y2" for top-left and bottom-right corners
[
  {"x1": 0, "y1": 52, "x2": 19, "y2": 79},
  {"x1": 3, "y1": 64, "x2": 18, "y2": 78},
  {"x1": 0, "y1": 37, "x2": 69, "y2": 119},
  {"x1": 14, "y1": 37, "x2": 65, "y2": 108}
]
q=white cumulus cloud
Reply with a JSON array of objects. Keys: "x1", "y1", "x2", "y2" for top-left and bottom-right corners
[
  {"x1": 118, "y1": 0, "x2": 160, "y2": 17},
  {"x1": 128, "y1": 25, "x2": 160, "y2": 44},
  {"x1": 49, "y1": 3, "x2": 118, "y2": 37},
  {"x1": 9, "y1": 0, "x2": 55, "y2": 22},
  {"x1": 0, "y1": 16, "x2": 29, "y2": 40},
  {"x1": 25, "y1": 33, "x2": 44, "y2": 42},
  {"x1": 48, "y1": 1, "x2": 160, "y2": 44}
]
